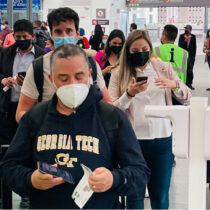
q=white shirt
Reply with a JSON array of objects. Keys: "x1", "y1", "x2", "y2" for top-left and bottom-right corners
[
  {"x1": 11, "y1": 47, "x2": 35, "y2": 102},
  {"x1": 133, "y1": 62, "x2": 171, "y2": 140},
  {"x1": 116, "y1": 63, "x2": 172, "y2": 140}
]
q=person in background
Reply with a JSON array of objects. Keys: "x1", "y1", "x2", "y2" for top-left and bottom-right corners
[
  {"x1": 101, "y1": 34, "x2": 108, "y2": 50},
  {"x1": 203, "y1": 29, "x2": 210, "y2": 90},
  {"x1": 33, "y1": 20, "x2": 49, "y2": 49},
  {"x1": 44, "y1": 38, "x2": 54, "y2": 53},
  {"x1": 89, "y1": 24, "x2": 104, "y2": 51},
  {"x1": 130, "y1": 23, "x2": 137, "y2": 32},
  {"x1": 0, "y1": 19, "x2": 45, "y2": 208},
  {"x1": 178, "y1": 25, "x2": 196, "y2": 90},
  {"x1": 3, "y1": 32, "x2": 15, "y2": 48},
  {"x1": 203, "y1": 29, "x2": 210, "y2": 69},
  {"x1": 153, "y1": 24, "x2": 188, "y2": 84},
  {"x1": 41, "y1": 21, "x2": 50, "y2": 36},
  {"x1": 77, "y1": 27, "x2": 89, "y2": 49},
  {"x1": 95, "y1": 29, "x2": 125, "y2": 87},
  {"x1": 108, "y1": 30, "x2": 191, "y2": 209},
  {"x1": 0, "y1": 21, "x2": 12, "y2": 47}
]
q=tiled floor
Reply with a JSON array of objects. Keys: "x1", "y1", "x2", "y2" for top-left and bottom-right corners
[{"x1": 4, "y1": 54, "x2": 210, "y2": 209}]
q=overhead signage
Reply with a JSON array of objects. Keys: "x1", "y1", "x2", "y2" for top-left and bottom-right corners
[
  {"x1": 126, "y1": 0, "x2": 210, "y2": 7},
  {"x1": 92, "y1": 19, "x2": 109, "y2": 25},
  {"x1": 0, "y1": 0, "x2": 41, "y2": 11},
  {"x1": 13, "y1": 0, "x2": 27, "y2": 10},
  {"x1": 96, "y1": 9, "x2": 106, "y2": 19}
]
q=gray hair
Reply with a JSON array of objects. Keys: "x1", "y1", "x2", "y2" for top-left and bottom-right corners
[{"x1": 50, "y1": 44, "x2": 89, "y2": 73}]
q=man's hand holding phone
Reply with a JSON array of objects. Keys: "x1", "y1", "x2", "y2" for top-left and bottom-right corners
[
  {"x1": 31, "y1": 169, "x2": 64, "y2": 190},
  {"x1": 16, "y1": 72, "x2": 26, "y2": 86}
]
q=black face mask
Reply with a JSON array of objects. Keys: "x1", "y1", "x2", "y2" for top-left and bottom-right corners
[
  {"x1": 128, "y1": 51, "x2": 150, "y2": 67},
  {"x1": 184, "y1": 30, "x2": 190, "y2": 35},
  {"x1": 110, "y1": 46, "x2": 122, "y2": 54},
  {"x1": 15, "y1": 39, "x2": 31, "y2": 51}
]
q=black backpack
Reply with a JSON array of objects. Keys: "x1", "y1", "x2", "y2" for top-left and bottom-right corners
[
  {"x1": 77, "y1": 38, "x2": 85, "y2": 49},
  {"x1": 32, "y1": 56, "x2": 97, "y2": 102},
  {"x1": 34, "y1": 30, "x2": 48, "y2": 49}
]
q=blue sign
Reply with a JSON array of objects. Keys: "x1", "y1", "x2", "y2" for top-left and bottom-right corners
[
  {"x1": 32, "y1": 0, "x2": 41, "y2": 11},
  {"x1": 0, "y1": 0, "x2": 7, "y2": 10},
  {"x1": 13, "y1": 0, "x2": 27, "y2": 10},
  {"x1": 0, "y1": 0, "x2": 41, "y2": 11}
]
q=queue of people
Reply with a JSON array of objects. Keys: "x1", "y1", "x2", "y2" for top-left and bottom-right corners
[{"x1": 1, "y1": 6, "x2": 209, "y2": 210}]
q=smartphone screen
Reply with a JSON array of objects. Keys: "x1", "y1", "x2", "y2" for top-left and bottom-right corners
[
  {"x1": 37, "y1": 161, "x2": 75, "y2": 184},
  {"x1": 17, "y1": 72, "x2": 26, "y2": 77},
  {"x1": 136, "y1": 76, "x2": 148, "y2": 82}
]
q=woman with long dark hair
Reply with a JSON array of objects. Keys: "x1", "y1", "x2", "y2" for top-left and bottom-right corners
[
  {"x1": 89, "y1": 24, "x2": 104, "y2": 51},
  {"x1": 94, "y1": 29, "x2": 125, "y2": 87}
]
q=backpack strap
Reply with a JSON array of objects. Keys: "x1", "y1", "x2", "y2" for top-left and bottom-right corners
[
  {"x1": 88, "y1": 57, "x2": 97, "y2": 84},
  {"x1": 97, "y1": 101, "x2": 119, "y2": 153},
  {"x1": 28, "y1": 100, "x2": 50, "y2": 139},
  {"x1": 33, "y1": 56, "x2": 44, "y2": 102}
]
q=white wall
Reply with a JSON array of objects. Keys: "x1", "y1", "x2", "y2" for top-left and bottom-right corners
[{"x1": 42, "y1": 0, "x2": 129, "y2": 39}]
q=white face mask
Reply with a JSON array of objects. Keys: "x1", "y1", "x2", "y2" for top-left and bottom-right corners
[{"x1": 56, "y1": 84, "x2": 89, "y2": 109}]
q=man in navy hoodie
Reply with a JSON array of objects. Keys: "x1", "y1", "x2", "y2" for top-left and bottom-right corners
[{"x1": 0, "y1": 44, "x2": 150, "y2": 209}]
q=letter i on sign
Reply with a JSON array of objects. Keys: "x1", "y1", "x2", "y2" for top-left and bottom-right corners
[{"x1": 170, "y1": 48, "x2": 175, "y2": 63}]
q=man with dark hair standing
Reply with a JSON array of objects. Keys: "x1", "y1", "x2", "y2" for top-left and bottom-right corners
[
  {"x1": 16, "y1": 7, "x2": 112, "y2": 123},
  {"x1": 154, "y1": 24, "x2": 188, "y2": 84},
  {"x1": 130, "y1": 23, "x2": 137, "y2": 32},
  {"x1": 178, "y1": 25, "x2": 197, "y2": 90},
  {"x1": 0, "y1": 19, "x2": 45, "y2": 207}
]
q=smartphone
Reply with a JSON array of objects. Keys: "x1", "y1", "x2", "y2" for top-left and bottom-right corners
[
  {"x1": 37, "y1": 161, "x2": 75, "y2": 184},
  {"x1": 136, "y1": 76, "x2": 148, "y2": 82},
  {"x1": 17, "y1": 72, "x2": 26, "y2": 77}
]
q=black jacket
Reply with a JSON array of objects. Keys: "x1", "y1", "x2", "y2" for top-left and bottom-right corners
[
  {"x1": 0, "y1": 43, "x2": 45, "y2": 112},
  {"x1": 89, "y1": 35, "x2": 102, "y2": 52},
  {"x1": 178, "y1": 33, "x2": 197, "y2": 58}
]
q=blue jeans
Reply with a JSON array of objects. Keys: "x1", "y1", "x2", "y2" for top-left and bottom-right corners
[{"x1": 126, "y1": 136, "x2": 174, "y2": 209}]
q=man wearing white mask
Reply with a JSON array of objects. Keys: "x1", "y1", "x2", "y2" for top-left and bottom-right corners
[
  {"x1": 16, "y1": 7, "x2": 112, "y2": 123},
  {"x1": 0, "y1": 44, "x2": 150, "y2": 209}
]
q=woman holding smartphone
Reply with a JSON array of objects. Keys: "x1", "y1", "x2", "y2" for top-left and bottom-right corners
[
  {"x1": 108, "y1": 30, "x2": 191, "y2": 209},
  {"x1": 94, "y1": 29, "x2": 125, "y2": 87}
]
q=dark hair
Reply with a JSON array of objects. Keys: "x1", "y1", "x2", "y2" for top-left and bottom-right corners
[
  {"x1": 3, "y1": 20, "x2": 8, "y2": 25},
  {"x1": 33, "y1": 20, "x2": 42, "y2": 27},
  {"x1": 48, "y1": 38, "x2": 54, "y2": 45},
  {"x1": 206, "y1": 29, "x2": 210, "y2": 38},
  {"x1": 14, "y1": 19, "x2": 33, "y2": 35},
  {"x1": 94, "y1": 24, "x2": 104, "y2": 42},
  {"x1": 163, "y1": 24, "x2": 178, "y2": 42},
  {"x1": 47, "y1": 7, "x2": 79, "y2": 34},
  {"x1": 103, "y1": 29, "x2": 125, "y2": 61},
  {"x1": 130, "y1": 23, "x2": 137, "y2": 30}
]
